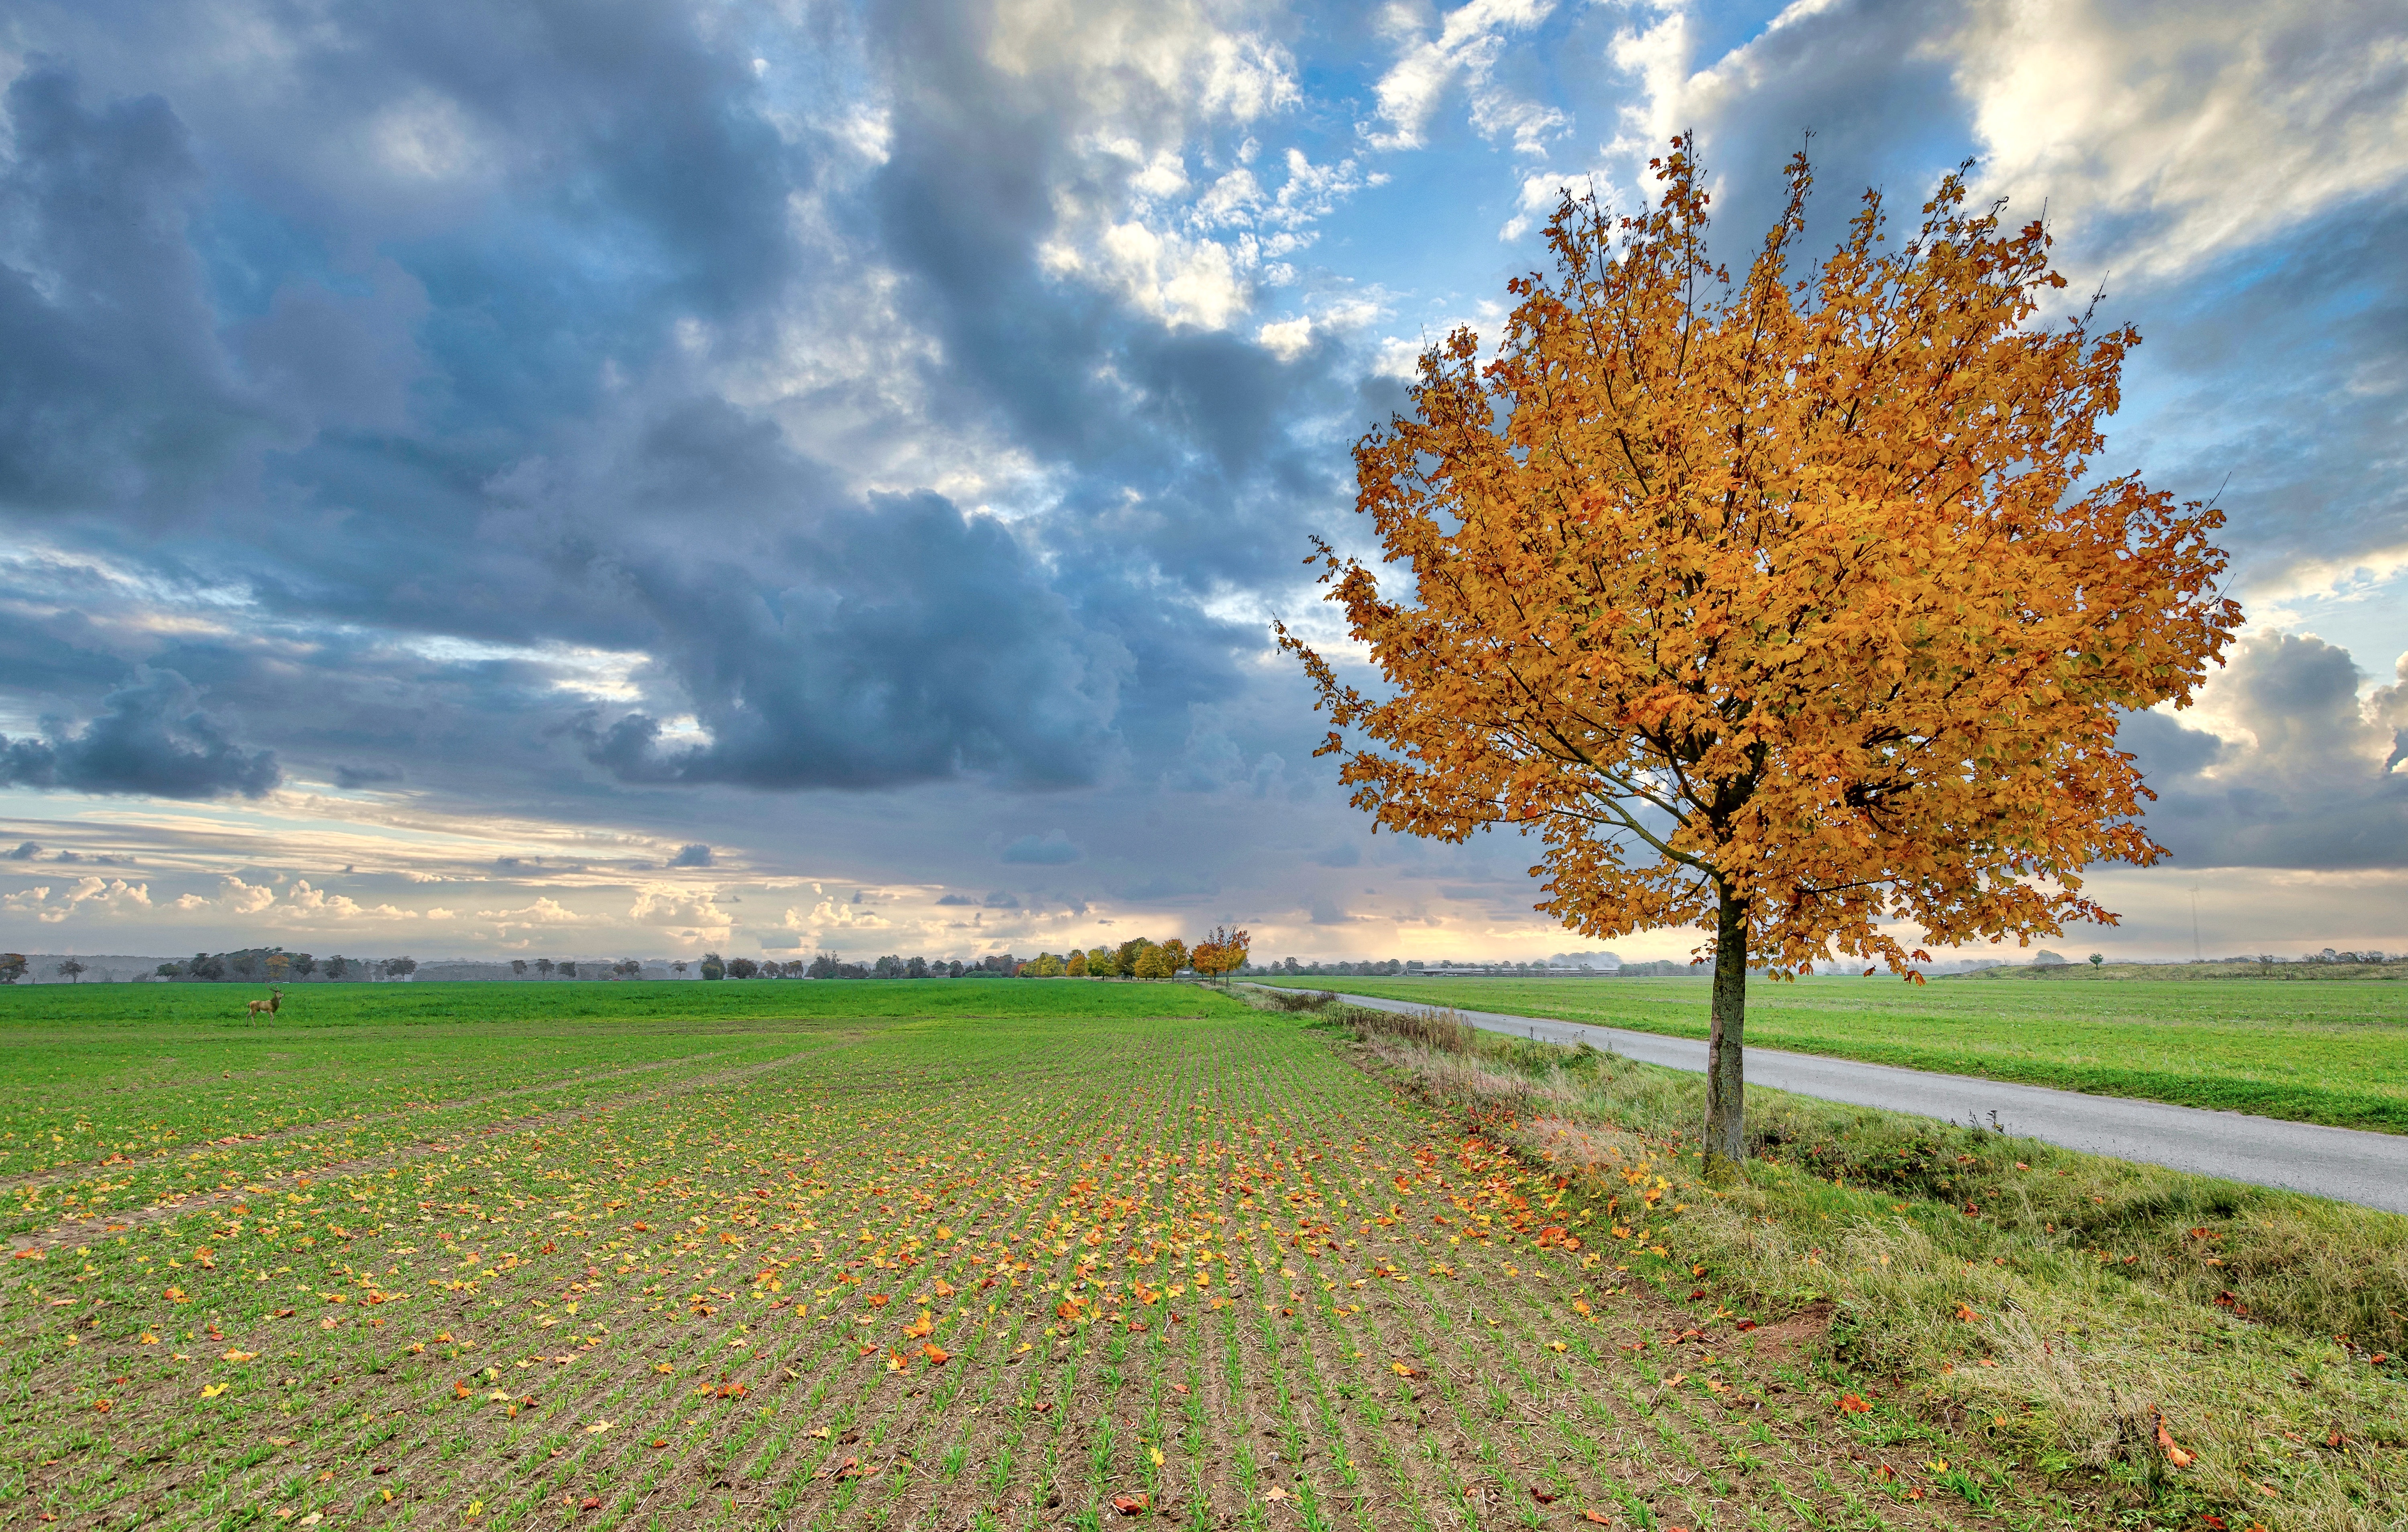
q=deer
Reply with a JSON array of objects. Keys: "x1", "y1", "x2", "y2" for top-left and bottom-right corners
[{"x1": 244, "y1": 987, "x2": 283, "y2": 1023}]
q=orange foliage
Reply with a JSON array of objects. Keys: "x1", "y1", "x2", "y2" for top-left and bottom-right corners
[
  {"x1": 1188, "y1": 926, "x2": 1251, "y2": 982},
  {"x1": 1279, "y1": 139, "x2": 2237, "y2": 1159}
]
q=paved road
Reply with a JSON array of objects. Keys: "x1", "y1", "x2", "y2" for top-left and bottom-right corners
[{"x1": 1309, "y1": 989, "x2": 2408, "y2": 1216}]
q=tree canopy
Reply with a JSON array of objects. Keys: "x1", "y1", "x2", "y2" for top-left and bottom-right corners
[{"x1": 1281, "y1": 140, "x2": 2239, "y2": 1166}]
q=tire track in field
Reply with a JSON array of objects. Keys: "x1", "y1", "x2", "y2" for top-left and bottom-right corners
[{"x1": 2, "y1": 1042, "x2": 863, "y2": 1261}]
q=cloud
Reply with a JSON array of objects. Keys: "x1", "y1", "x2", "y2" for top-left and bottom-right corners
[
  {"x1": 0, "y1": 668, "x2": 278, "y2": 800},
  {"x1": 474, "y1": 896, "x2": 582, "y2": 930},
  {"x1": 1001, "y1": 829, "x2": 1080, "y2": 864},
  {"x1": 0, "y1": 875, "x2": 151, "y2": 923},
  {"x1": 935, "y1": 892, "x2": 977, "y2": 905},
  {"x1": 981, "y1": 890, "x2": 1021, "y2": 908},
  {"x1": 669, "y1": 843, "x2": 715, "y2": 868},
  {"x1": 1307, "y1": 840, "x2": 1361, "y2": 868},
  {"x1": 1363, "y1": 0, "x2": 1563, "y2": 153},
  {"x1": 334, "y1": 764, "x2": 404, "y2": 789},
  {"x1": 4, "y1": 841, "x2": 37, "y2": 860},
  {"x1": 170, "y1": 874, "x2": 279, "y2": 916},
  {"x1": 1950, "y1": 0, "x2": 2408, "y2": 278},
  {"x1": 628, "y1": 884, "x2": 731, "y2": 931},
  {"x1": 2124, "y1": 634, "x2": 2408, "y2": 868}
]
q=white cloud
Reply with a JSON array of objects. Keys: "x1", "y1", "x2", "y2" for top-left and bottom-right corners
[
  {"x1": 171, "y1": 875, "x2": 277, "y2": 916},
  {"x1": 1363, "y1": 0, "x2": 1562, "y2": 153},
  {"x1": 629, "y1": 884, "x2": 732, "y2": 934},
  {"x1": 1950, "y1": 0, "x2": 2408, "y2": 276},
  {"x1": 1256, "y1": 315, "x2": 1314, "y2": 359},
  {"x1": 2, "y1": 877, "x2": 152, "y2": 924},
  {"x1": 474, "y1": 896, "x2": 583, "y2": 929}
]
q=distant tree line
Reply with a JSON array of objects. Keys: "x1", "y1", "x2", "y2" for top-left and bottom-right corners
[{"x1": 151, "y1": 949, "x2": 419, "y2": 981}]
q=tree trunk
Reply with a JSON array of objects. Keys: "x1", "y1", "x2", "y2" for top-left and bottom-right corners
[{"x1": 1704, "y1": 891, "x2": 1749, "y2": 1174}]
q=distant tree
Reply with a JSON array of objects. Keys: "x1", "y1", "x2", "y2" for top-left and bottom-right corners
[
  {"x1": 2088, "y1": 953, "x2": 2105, "y2": 967},
  {"x1": 290, "y1": 953, "x2": 316, "y2": 979},
  {"x1": 805, "y1": 953, "x2": 836, "y2": 979},
  {"x1": 1114, "y1": 939, "x2": 1152, "y2": 978},
  {"x1": 1133, "y1": 944, "x2": 1174, "y2": 979},
  {"x1": 872, "y1": 955, "x2": 903, "y2": 979},
  {"x1": 556, "y1": 960, "x2": 577, "y2": 979},
  {"x1": 264, "y1": 953, "x2": 289, "y2": 983},
  {"x1": 1063, "y1": 950, "x2": 1088, "y2": 977},
  {"x1": 947, "y1": 960, "x2": 964, "y2": 978},
  {"x1": 511, "y1": 959, "x2": 529, "y2": 978},
  {"x1": 700, "y1": 952, "x2": 726, "y2": 981},
  {"x1": 906, "y1": 955, "x2": 929, "y2": 979},
  {"x1": 323, "y1": 955, "x2": 349, "y2": 981},
  {"x1": 1190, "y1": 927, "x2": 1251, "y2": 985},
  {"x1": 614, "y1": 959, "x2": 643, "y2": 979},
  {"x1": 672, "y1": 960, "x2": 688, "y2": 977},
  {"x1": 728, "y1": 958, "x2": 759, "y2": 979},
  {"x1": 535, "y1": 958, "x2": 554, "y2": 979},
  {"x1": 56, "y1": 958, "x2": 85, "y2": 983},
  {"x1": 382, "y1": 957, "x2": 417, "y2": 980},
  {"x1": 1159, "y1": 939, "x2": 1189, "y2": 975},
  {"x1": 153, "y1": 961, "x2": 184, "y2": 980}
]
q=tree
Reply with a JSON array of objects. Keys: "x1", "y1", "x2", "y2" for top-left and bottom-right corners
[
  {"x1": 1190, "y1": 927, "x2": 1251, "y2": 984},
  {"x1": 535, "y1": 958, "x2": 554, "y2": 979},
  {"x1": 672, "y1": 960, "x2": 688, "y2": 976},
  {"x1": 1159, "y1": 938, "x2": 1189, "y2": 975},
  {"x1": 323, "y1": 955, "x2": 349, "y2": 981},
  {"x1": 382, "y1": 957, "x2": 417, "y2": 981},
  {"x1": 264, "y1": 953, "x2": 289, "y2": 983},
  {"x1": 1133, "y1": 944, "x2": 1175, "y2": 979},
  {"x1": 1, "y1": 953, "x2": 29, "y2": 983},
  {"x1": 511, "y1": 959, "x2": 529, "y2": 978},
  {"x1": 2088, "y1": 952, "x2": 2105, "y2": 967},
  {"x1": 906, "y1": 955, "x2": 929, "y2": 979},
  {"x1": 614, "y1": 959, "x2": 643, "y2": 979},
  {"x1": 700, "y1": 953, "x2": 726, "y2": 981},
  {"x1": 806, "y1": 953, "x2": 838, "y2": 979},
  {"x1": 729, "y1": 957, "x2": 759, "y2": 979},
  {"x1": 56, "y1": 958, "x2": 85, "y2": 983},
  {"x1": 290, "y1": 953, "x2": 316, "y2": 979},
  {"x1": 1114, "y1": 939, "x2": 1151, "y2": 978},
  {"x1": 1064, "y1": 949, "x2": 1088, "y2": 977},
  {"x1": 1279, "y1": 141, "x2": 2238, "y2": 1172},
  {"x1": 556, "y1": 960, "x2": 576, "y2": 979}
]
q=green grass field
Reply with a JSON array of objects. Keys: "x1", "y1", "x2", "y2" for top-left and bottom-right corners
[
  {"x1": 2, "y1": 982, "x2": 2032, "y2": 1531},
  {"x1": 1259, "y1": 975, "x2": 2408, "y2": 1132}
]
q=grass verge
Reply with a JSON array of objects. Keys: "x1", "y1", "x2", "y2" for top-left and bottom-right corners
[{"x1": 1287, "y1": 994, "x2": 2408, "y2": 1532}]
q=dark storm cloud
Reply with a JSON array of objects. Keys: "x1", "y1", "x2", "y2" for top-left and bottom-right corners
[
  {"x1": 1001, "y1": 831, "x2": 1080, "y2": 865},
  {"x1": 0, "y1": 668, "x2": 279, "y2": 799},
  {"x1": 669, "y1": 843, "x2": 714, "y2": 868},
  {"x1": 4, "y1": 841, "x2": 38, "y2": 860},
  {"x1": 0, "y1": 67, "x2": 266, "y2": 515},
  {"x1": 2125, "y1": 635, "x2": 2408, "y2": 868}
]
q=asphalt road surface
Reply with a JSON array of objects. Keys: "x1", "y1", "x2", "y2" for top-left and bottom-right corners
[{"x1": 1313, "y1": 989, "x2": 2408, "y2": 1216}]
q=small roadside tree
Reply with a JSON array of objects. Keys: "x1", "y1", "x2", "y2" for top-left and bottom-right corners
[
  {"x1": 1281, "y1": 140, "x2": 2238, "y2": 1172},
  {"x1": 1190, "y1": 927, "x2": 1251, "y2": 986}
]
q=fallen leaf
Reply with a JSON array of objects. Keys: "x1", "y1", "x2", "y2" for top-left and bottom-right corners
[
  {"x1": 2155, "y1": 1412, "x2": 2195, "y2": 1469},
  {"x1": 201, "y1": 1383, "x2": 229, "y2": 1399},
  {"x1": 1264, "y1": 1485, "x2": 1289, "y2": 1502},
  {"x1": 1582, "y1": 1513, "x2": 1611, "y2": 1526},
  {"x1": 1837, "y1": 1393, "x2": 1871, "y2": 1414},
  {"x1": 586, "y1": 1420, "x2": 614, "y2": 1434},
  {"x1": 1111, "y1": 1492, "x2": 1150, "y2": 1516}
]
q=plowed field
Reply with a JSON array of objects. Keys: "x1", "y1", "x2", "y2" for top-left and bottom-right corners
[{"x1": 4, "y1": 987, "x2": 2003, "y2": 1530}]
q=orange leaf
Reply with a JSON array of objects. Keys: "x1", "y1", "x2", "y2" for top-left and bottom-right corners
[
  {"x1": 2155, "y1": 1412, "x2": 2196, "y2": 1469},
  {"x1": 1837, "y1": 1393, "x2": 1871, "y2": 1414},
  {"x1": 1582, "y1": 1513, "x2": 1611, "y2": 1526},
  {"x1": 1110, "y1": 1493, "x2": 1149, "y2": 1516},
  {"x1": 920, "y1": 1343, "x2": 949, "y2": 1365}
]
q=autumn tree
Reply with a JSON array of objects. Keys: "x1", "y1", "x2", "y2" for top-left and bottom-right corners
[
  {"x1": 1133, "y1": 943, "x2": 1175, "y2": 979},
  {"x1": 1281, "y1": 140, "x2": 2238, "y2": 1172},
  {"x1": 1190, "y1": 926, "x2": 1251, "y2": 985}
]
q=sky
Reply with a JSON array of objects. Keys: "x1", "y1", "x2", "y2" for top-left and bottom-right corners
[{"x1": 0, "y1": 0, "x2": 2403, "y2": 969}]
